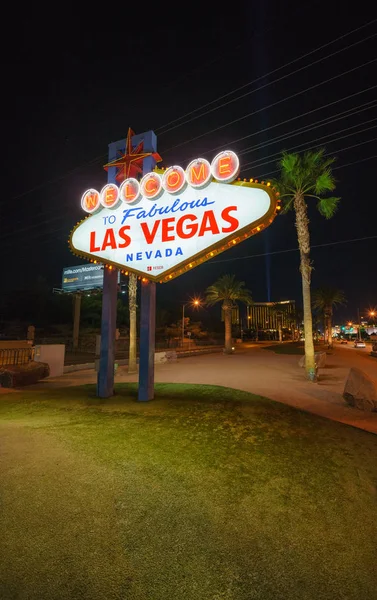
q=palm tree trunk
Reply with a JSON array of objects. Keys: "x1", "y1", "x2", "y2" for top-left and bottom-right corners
[
  {"x1": 294, "y1": 194, "x2": 317, "y2": 382},
  {"x1": 224, "y1": 307, "x2": 233, "y2": 353},
  {"x1": 128, "y1": 273, "x2": 138, "y2": 374},
  {"x1": 328, "y1": 309, "x2": 333, "y2": 348},
  {"x1": 278, "y1": 321, "x2": 283, "y2": 343}
]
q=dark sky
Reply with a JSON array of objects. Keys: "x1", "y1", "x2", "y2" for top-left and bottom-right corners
[{"x1": 2, "y1": 1, "x2": 377, "y2": 324}]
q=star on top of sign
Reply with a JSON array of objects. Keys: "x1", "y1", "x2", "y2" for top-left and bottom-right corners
[{"x1": 103, "y1": 127, "x2": 162, "y2": 182}]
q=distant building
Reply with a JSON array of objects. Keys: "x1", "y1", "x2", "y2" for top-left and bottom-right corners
[{"x1": 246, "y1": 300, "x2": 296, "y2": 338}]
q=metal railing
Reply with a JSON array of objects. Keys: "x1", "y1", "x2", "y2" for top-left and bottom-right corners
[{"x1": 0, "y1": 347, "x2": 34, "y2": 367}]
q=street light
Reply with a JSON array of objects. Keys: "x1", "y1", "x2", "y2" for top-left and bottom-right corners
[{"x1": 182, "y1": 298, "x2": 201, "y2": 347}]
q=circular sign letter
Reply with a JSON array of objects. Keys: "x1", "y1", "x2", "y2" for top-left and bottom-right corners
[
  {"x1": 119, "y1": 178, "x2": 140, "y2": 204},
  {"x1": 162, "y1": 166, "x2": 186, "y2": 194},
  {"x1": 185, "y1": 158, "x2": 211, "y2": 188},
  {"x1": 100, "y1": 183, "x2": 120, "y2": 209},
  {"x1": 81, "y1": 188, "x2": 100, "y2": 213},
  {"x1": 211, "y1": 150, "x2": 239, "y2": 183},
  {"x1": 140, "y1": 172, "x2": 162, "y2": 199}
]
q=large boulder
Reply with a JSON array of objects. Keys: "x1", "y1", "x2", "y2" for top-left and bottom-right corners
[
  {"x1": 0, "y1": 361, "x2": 50, "y2": 388},
  {"x1": 343, "y1": 368, "x2": 377, "y2": 412},
  {"x1": 298, "y1": 351, "x2": 326, "y2": 368}
]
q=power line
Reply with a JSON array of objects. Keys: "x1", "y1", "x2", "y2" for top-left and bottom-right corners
[
  {"x1": 162, "y1": 59, "x2": 377, "y2": 154},
  {"x1": 209, "y1": 235, "x2": 377, "y2": 265},
  {"x1": 158, "y1": 32, "x2": 377, "y2": 137},
  {"x1": 156, "y1": 20, "x2": 377, "y2": 134},
  {"x1": 240, "y1": 121, "x2": 377, "y2": 171},
  {"x1": 1, "y1": 140, "x2": 376, "y2": 250},
  {"x1": 7, "y1": 41, "x2": 377, "y2": 205},
  {"x1": 189, "y1": 84, "x2": 377, "y2": 159},
  {"x1": 3, "y1": 127, "x2": 377, "y2": 244},
  {"x1": 246, "y1": 142, "x2": 377, "y2": 179},
  {"x1": 238, "y1": 100, "x2": 377, "y2": 159},
  {"x1": 9, "y1": 154, "x2": 105, "y2": 203},
  {"x1": 333, "y1": 155, "x2": 377, "y2": 170},
  {"x1": 3, "y1": 126, "x2": 376, "y2": 247},
  {"x1": 12, "y1": 94, "x2": 376, "y2": 228},
  {"x1": 9, "y1": 94, "x2": 375, "y2": 225}
]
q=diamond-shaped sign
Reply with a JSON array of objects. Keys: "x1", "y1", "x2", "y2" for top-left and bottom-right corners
[{"x1": 70, "y1": 179, "x2": 278, "y2": 282}]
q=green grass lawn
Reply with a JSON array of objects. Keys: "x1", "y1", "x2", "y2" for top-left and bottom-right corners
[{"x1": 1, "y1": 383, "x2": 377, "y2": 600}]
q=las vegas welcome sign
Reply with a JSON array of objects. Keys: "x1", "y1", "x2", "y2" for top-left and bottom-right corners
[{"x1": 70, "y1": 151, "x2": 280, "y2": 283}]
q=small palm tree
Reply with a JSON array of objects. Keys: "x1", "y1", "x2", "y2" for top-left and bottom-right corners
[
  {"x1": 270, "y1": 303, "x2": 285, "y2": 343},
  {"x1": 274, "y1": 149, "x2": 340, "y2": 381},
  {"x1": 128, "y1": 273, "x2": 138, "y2": 374},
  {"x1": 205, "y1": 274, "x2": 252, "y2": 353},
  {"x1": 312, "y1": 287, "x2": 346, "y2": 347}
]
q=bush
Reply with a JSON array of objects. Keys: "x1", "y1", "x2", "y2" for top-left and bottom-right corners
[{"x1": 0, "y1": 361, "x2": 50, "y2": 388}]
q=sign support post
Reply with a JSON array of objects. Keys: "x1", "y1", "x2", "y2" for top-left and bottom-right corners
[
  {"x1": 97, "y1": 140, "x2": 121, "y2": 398},
  {"x1": 137, "y1": 137, "x2": 158, "y2": 401},
  {"x1": 97, "y1": 266, "x2": 118, "y2": 397},
  {"x1": 138, "y1": 278, "x2": 156, "y2": 401}
]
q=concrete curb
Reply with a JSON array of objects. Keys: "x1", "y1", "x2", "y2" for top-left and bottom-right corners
[{"x1": 63, "y1": 346, "x2": 224, "y2": 373}]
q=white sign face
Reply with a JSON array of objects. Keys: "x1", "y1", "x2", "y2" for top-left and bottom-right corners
[{"x1": 71, "y1": 179, "x2": 277, "y2": 282}]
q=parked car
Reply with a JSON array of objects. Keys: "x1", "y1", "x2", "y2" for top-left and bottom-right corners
[{"x1": 354, "y1": 340, "x2": 366, "y2": 348}]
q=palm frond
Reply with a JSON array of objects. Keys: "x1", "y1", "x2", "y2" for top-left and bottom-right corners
[
  {"x1": 315, "y1": 169, "x2": 336, "y2": 194},
  {"x1": 317, "y1": 196, "x2": 340, "y2": 219},
  {"x1": 312, "y1": 286, "x2": 346, "y2": 311},
  {"x1": 205, "y1": 275, "x2": 252, "y2": 307}
]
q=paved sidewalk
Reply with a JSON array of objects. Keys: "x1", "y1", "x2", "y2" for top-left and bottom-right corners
[{"x1": 31, "y1": 344, "x2": 377, "y2": 435}]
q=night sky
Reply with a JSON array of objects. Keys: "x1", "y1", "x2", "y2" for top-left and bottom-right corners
[{"x1": 2, "y1": 2, "x2": 377, "y2": 324}]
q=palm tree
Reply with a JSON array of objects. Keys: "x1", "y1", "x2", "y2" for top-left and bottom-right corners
[
  {"x1": 271, "y1": 303, "x2": 285, "y2": 343},
  {"x1": 205, "y1": 274, "x2": 252, "y2": 353},
  {"x1": 274, "y1": 149, "x2": 340, "y2": 381},
  {"x1": 128, "y1": 273, "x2": 138, "y2": 374},
  {"x1": 312, "y1": 287, "x2": 346, "y2": 347},
  {"x1": 289, "y1": 305, "x2": 303, "y2": 341}
]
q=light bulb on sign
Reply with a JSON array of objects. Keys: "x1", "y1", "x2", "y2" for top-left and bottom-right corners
[
  {"x1": 119, "y1": 178, "x2": 141, "y2": 204},
  {"x1": 100, "y1": 184, "x2": 120, "y2": 209},
  {"x1": 185, "y1": 158, "x2": 212, "y2": 188},
  {"x1": 140, "y1": 172, "x2": 163, "y2": 200},
  {"x1": 211, "y1": 150, "x2": 240, "y2": 183},
  {"x1": 162, "y1": 166, "x2": 186, "y2": 194},
  {"x1": 81, "y1": 188, "x2": 100, "y2": 213}
]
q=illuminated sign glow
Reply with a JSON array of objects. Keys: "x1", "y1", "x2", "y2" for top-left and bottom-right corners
[{"x1": 71, "y1": 151, "x2": 279, "y2": 283}]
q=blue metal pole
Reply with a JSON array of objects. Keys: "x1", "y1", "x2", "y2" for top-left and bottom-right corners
[
  {"x1": 138, "y1": 278, "x2": 156, "y2": 401},
  {"x1": 97, "y1": 140, "x2": 122, "y2": 398},
  {"x1": 137, "y1": 133, "x2": 158, "y2": 401}
]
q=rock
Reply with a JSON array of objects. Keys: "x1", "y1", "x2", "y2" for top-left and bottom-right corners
[
  {"x1": 154, "y1": 351, "x2": 177, "y2": 364},
  {"x1": 343, "y1": 368, "x2": 377, "y2": 412},
  {"x1": 298, "y1": 352, "x2": 326, "y2": 368},
  {"x1": 0, "y1": 361, "x2": 50, "y2": 388}
]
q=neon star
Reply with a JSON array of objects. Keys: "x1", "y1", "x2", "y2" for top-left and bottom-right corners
[{"x1": 103, "y1": 127, "x2": 162, "y2": 182}]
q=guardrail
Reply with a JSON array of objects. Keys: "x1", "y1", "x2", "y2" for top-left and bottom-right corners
[{"x1": 0, "y1": 347, "x2": 34, "y2": 366}]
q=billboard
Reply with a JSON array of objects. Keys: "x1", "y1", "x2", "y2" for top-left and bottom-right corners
[
  {"x1": 70, "y1": 151, "x2": 280, "y2": 283},
  {"x1": 62, "y1": 264, "x2": 119, "y2": 292}
]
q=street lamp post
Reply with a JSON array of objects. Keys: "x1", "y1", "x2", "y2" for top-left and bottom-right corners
[{"x1": 182, "y1": 299, "x2": 200, "y2": 347}]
